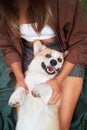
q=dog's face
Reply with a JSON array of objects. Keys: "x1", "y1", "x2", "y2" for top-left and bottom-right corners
[{"x1": 29, "y1": 41, "x2": 64, "y2": 76}]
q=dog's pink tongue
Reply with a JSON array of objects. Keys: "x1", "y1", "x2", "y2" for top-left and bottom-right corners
[{"x1": 47, "y1": 66, "x2": 57, "y2": 73}]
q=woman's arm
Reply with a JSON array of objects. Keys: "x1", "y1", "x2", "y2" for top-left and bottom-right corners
[
  {"x1": 47, "y1": 0, "x2": 87, "y2": 104},
  {"x1": 62, "y1": 0, "x2": 87, "y2": 66},
  {"x1": 0, "y1": 25, "x2": 28, "y2": 91},
  {"x1": 11, "y1": 62, "x2": 24, "y2": 82},
  {"x1": 11, "y1": 62, "x2": 28, "y2": 91},
  {"x1": 0, "y1": 22, "x2": 23, "y2": 67}
]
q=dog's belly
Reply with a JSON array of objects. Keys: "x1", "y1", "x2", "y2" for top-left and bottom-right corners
[{"x1": 16, "y1": 94, "x2": 60, "y2": 130}]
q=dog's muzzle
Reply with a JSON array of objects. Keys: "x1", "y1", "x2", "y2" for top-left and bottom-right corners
[{"x1": 41, "y1": 62, "x2": 60, "y2": 75}]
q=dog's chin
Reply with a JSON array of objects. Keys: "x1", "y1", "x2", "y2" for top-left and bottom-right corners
[{"x1": 41, "y1": 62, "x2": 60, "y2": 75}]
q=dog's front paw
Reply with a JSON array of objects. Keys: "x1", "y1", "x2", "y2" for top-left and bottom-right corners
[
  {"x1": 8, "y1": 87, "x2": 26, "y2": 107},
  {"x1": 32, "y1": 84, "x2": 53, "y2": 103}
]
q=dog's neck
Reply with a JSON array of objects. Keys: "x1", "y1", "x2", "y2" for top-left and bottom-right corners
[{"x1": 25, "y1": 68, "x2": 55, "y2": 91}]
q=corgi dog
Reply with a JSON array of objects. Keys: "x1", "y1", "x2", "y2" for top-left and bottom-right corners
[{"x1": 8, "y1": 41, "x2": 65, "y2": 130}]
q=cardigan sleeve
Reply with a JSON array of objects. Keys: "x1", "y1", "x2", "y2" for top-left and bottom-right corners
[
  {"x1": 0, "y1": 26, "x2": 22, "y2": 67},
  {"x1": 64, "y1": 0, "x2": 87, "y2": 66}
]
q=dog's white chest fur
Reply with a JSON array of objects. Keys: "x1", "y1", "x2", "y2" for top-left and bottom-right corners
[
  {"x1": 25, "y1": 71, "x2": 53, "y2": 91},
  {"x1": 8, "y1": 41, "x2": 64, "y2": 130}
]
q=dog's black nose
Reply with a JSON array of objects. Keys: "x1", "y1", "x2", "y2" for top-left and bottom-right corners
[{"x1": 50, "y1": 59, "x2": 57, "y2": 66}]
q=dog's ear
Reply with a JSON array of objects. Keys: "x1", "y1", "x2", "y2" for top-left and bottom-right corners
[
  {"x1": 63, "y1": 50, "x2": 69, "y2": 57},
  {"x1": 33, "y1": 40, "x2": 46, "y2": 54}
]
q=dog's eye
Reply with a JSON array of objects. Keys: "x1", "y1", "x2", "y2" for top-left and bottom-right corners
[
  {"x1": 45, "y1": 54, "x2": 51, "y2": 58},
  {"x1": 57, "y1": 58, "x2": 62, "y2": 62}
]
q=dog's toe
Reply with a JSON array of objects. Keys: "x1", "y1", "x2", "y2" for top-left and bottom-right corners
[
  {"x1": 8, "y1": 87, "x2": 26, "y2": 107},
  {"x1": 9, "y1": 102, "x2": 18, "y2": 107},
  {"x1": 8, "y1": 94, "x2": 25, "y2": 107},
  {"x1": 9, "y1": 98, "x2": 21, "y2": 107},
  {"x1": 31, "y1": 90, "x2": 41, "y2": 98}
]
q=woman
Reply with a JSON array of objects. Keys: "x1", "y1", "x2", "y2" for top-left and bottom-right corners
[{"x1": 0, "y1": 0, "x2": 87, "y2": 130}]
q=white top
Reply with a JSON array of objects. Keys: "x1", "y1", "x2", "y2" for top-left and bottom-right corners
[{"x1": 20, "y1": 23, "x2": 55, "y2": 42}]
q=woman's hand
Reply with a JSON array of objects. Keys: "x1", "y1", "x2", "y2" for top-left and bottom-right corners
[
  {"x1": 46, "y1": 61, "x2": 75, "y2": 104},
  {"x1": 15, "y1": 76, "x2": 29, "y2": 93},
  {"x1": 46, "y1": 77, "x2": 62, "y2": 104},
  {"x1": 10, "y1": 62, "x2": 29, "y2": 93}
]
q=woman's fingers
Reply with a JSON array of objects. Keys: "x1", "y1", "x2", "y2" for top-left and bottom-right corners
[
  {"x1": 49, "y1": 86, "x2": 61, "y2": 104},
  {"x1": 46, "y1": 78, "x2": 62, "y2": 104},
  {"x1": 49, "y1": 93, "x2": 60, "y2": 104},
  {"x1": 15, "y1": 81, "x2": 29, "y2": 93}
]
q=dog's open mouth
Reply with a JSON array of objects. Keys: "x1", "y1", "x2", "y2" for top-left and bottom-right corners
[{"x1": 41, "y1": 62, "x2": 60, "y2": 75}]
